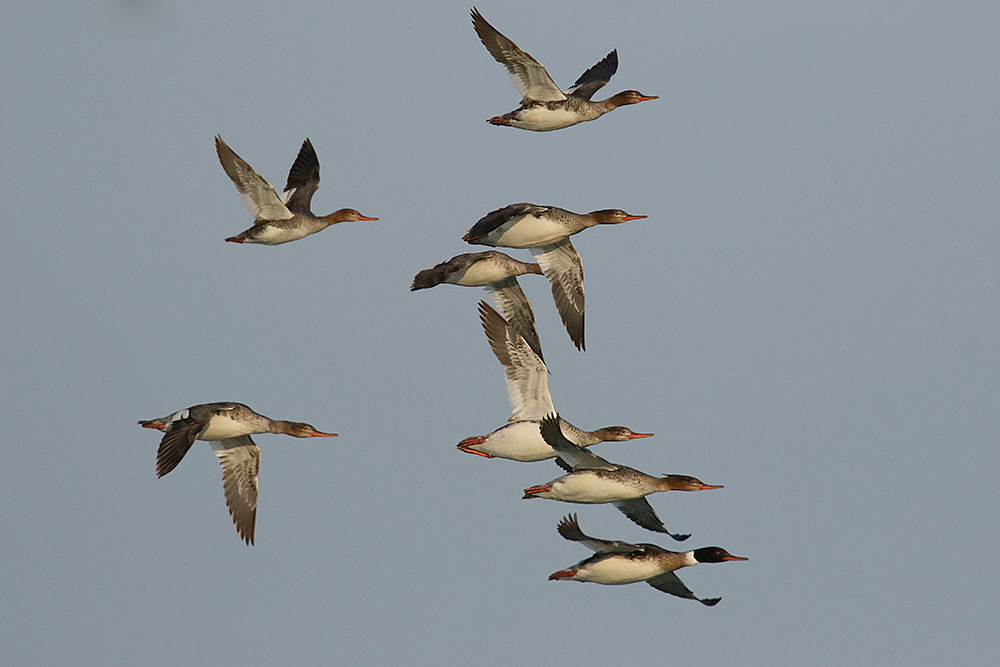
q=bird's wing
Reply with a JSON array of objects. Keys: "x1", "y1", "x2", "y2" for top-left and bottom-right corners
[
  {"x1": 155, "y1": 410, "x2": 206, "y2": 478},
  {"x1": 567, "y1": 50, "x2": 618, "y2": 100},
  {"x1": 211, "y1": 435, "x2": 260, "y2": 546},
  {"x1": 487, "y1": 277, "x2": 544, "y2": 363},
  {"x1": 282, "y1": 138, "x2": 321, "y2": 213},
  {"x1": 556, "y1": 514, "x2": 640, "y2": 554},
  {"x1": 471, "y1": 8, "x2": 566, "y2": 103},
  {"x1": 410, "y1": 254, "x2": 468, "y2": 290},
  {"x1": 215, "y1": 136, "x2": 293, "y2": 221},
  {"x1": 479, "y1": 301, "x2": 554, "y2": 421},
  {"x1": 613, "y1": 498, "x2": 690, "y2": 540},
  {"x1": 646, "y1": 572, "x2": 721, "y2": 606},
  {"x1": 539, "y1": 414, "x2": 616, "y2": 470},
  {"x1": 464, "y1": 203, "x2": 549, "y2": 243},
  {"x1": 532, "y1": 239, "x2": 585, "y2": 350}
]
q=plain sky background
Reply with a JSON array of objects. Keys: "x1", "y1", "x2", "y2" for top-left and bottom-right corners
[{"x1": 2, "y1": 1, "x2": 998, "y2": 664}]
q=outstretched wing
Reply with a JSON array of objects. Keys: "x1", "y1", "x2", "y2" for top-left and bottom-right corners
[
  {"x1": 487, "y1": 277, "x2": 544, "y2": 363},
  {"x1": 647, "y1": 572, "x2": 721, "y2": 606},
  {"x1": 532, "y1": 239, "x2": 585, "y2": 351},
  {"x1": 283, "y1": 138, "x2": 321, "y2": 213},
  {"x1": 539, "y1": 414, "x2": 616, "y2": 471},
  {"x1": 568, "y1": 50, "x2": 618, "y2": 100},
  {"x1": 155, "y1": 411, "x2": 204, "y2": 478},
  {"x1": 215, "y1": 136, "x2": 293, "y2": 221},
  {"x1": 556, "y1": 514, "x2": 640, "y2": 554},
  {"x1": 479, "y1": 302, "x2": 553, "y2": 421},
  {"x1": 211, "y1": 435, "x2": 260, "y2": 546},
  {"x1": 471, "y1": 8, "x2": 566, "y2": 103},
  {"x1": 613, "y1": 498, "x2": 690, "y2": 540}
]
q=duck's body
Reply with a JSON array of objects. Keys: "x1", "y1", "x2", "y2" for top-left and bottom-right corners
[
  {"x1": 411, "y1": 251, "x2": 541, "y2": 288},
  {"x1": 215, "y1": 136, "x2": 377, "y2": 245},
  {"x1": 549, "y1": 514, "x2": 748, "y2": 605},
  {"x1": 411, "y1": 251, "x2": 545, "y2": 360},
  {"x1": 464, "y1": 204, "x2": 646, "y2": 350},
  {"x1": 458, "y1": 303, "x2": 651, "y2": 462},
  {"x1": 459, "y1": 416, "x2": 647, "y2": 463},
  {"x1": 523, "y1": 414, "x2": 722, "y2": 539},
  {"x1": 139, "y1": 402, "x2": 337, "y2": 545},
  {"x1": 471, "y1": 8, "x2": 657, "y2": 132},
  {"x1": 526, "y1": 466, "x2": 673, "y2": 504}
]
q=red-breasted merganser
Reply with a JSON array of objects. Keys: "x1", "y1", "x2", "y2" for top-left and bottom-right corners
[
  {"x1": 549, "y1": 514, "x2": 748, "y2": 605},
  {"x1": 411, "y1": 250, "x2": 546, "y2": 361},
  {"x1": 139, "y1": 402, "x2": 337, "y2": 545},
  {"x1": 215, "y1": 136, "x2": 377, "y2": 245},
  {"x1": 464, "y1": 203, "x2": 646, "y2": 350},
  {"x1": 522, "y1": 414, "x2": 722, "y2": 539},
  {"x1": 457, "y1": 302, "x2": 652, "y2": 462},
  {"x1": 471, "y1": 8, "x2": 657, "y2": 131}
]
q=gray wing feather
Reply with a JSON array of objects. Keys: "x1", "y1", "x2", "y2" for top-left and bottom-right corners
[
  {"x1": 646, "y1": 572, "x2": 721, "y2": 606},
  {"x1": 539, "y1": 414, "x2": 616, "y2": 471},
  {"x1": 568, "y1": 50, "x2": 618, "y2": 100},
  {"x1": 613, "y1": 498, "x2": 682, "y2": 537},
  {"x1": 478, "y1": 302, "x2": 554, "y2": 421},
  {"x1": 211, "y1": 435, "x2": 260, "y2": 546},
  {"x1": 282, "y1": 138, "x2": 321, "y2": 213},
  {"x1": 155, "y1": 417, "x2": 203, "y2": 478},
  {"x1": 556, "y1": 514, "x2": 640, "y2": 554},
  {"x1": 214, "y1": 136, "x2": 293, "y2": 221},
  {"x1": 487, "y1": 278, "x2": 544, "y2": 363},
  {"x1": 471, "y1": 8, "x2": 567, "y2": 103},
  {"x1": 532, "y1": 239, "x2": 585, "y2": 351}
]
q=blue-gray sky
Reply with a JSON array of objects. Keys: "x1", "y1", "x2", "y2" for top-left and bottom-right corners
[{"x1": 2, "y1": 1, "x2": 998, "y2": 664}]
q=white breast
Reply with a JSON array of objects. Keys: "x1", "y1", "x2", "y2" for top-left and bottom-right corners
[
  {"x1": 511, "y1": 107, "x2": 583, "y2": 132},
  {"x1": 548, "y1": 473, "x2": 643, "y2": 503},
  {"x1": 577, "y1": 556, "x2": 664, "y2": 585},
  {"x1": 491, "y1": 214, "x2": 569, "y2": 248},
  {"x1": 253, "y1": 225, "x2": 309, "y2": 245},
  {"x1": 478, "y1": 421, "x2": 554, "y2": 461},
  {"x1": 199, "y1": 414, "x2": 255, "y2": 440},
  {"x1": 448, "y1": 261, "x2": 514, "y2": 286}
]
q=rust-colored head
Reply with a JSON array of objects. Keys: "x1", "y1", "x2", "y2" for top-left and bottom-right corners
[
  {"x1": 589, "y1": 209, "x2": 648, "y2": 225},
  {"x1": 278, "y1": 421, "x2": 338, "y2": 438},
  {"x1": 606, "y1": 90, "x2": 659, "y2": 109},
  {"x1": 326, "y1": 208, "x2": 379, "y2": 223},
  {"x1": 658, "y1": 474, "x2": 724, "y2": 492},
  {"x1": 593, "y1": 426, "x2": 654, "y2": 442}
]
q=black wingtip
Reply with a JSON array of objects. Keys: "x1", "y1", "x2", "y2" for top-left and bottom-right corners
[
  {"x1": 671, "y1": 533, "x2": 691, "y2": 542},
  {"x1": 700, "y1": 597, "x2": 722, "y2": 607}
]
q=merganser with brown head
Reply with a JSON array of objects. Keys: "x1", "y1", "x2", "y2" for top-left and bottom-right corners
[
  {"x1": 549, "y1": 514, "x2": 748, "y2": 605},
  {"x1": 139, "y1": 402, "x2": 337, "y2": 545},
  {"x1": 215, "y1": 136, "x2": 377, "y2": 245},
  {"x1": 457, "y1": 302, "x2": 652, "y2": 462},
  {"x1": 522, "y1": 414, "x2": 722, "y2": 539},
  {"x1": 411, "y1": 250, "x2": 546, "y2": 361},
  {"x1": 471, "y1": 8, "x2": 657, "y2": 131},
  {"x1": 464, "y1": 203, "x2": 646, "y2": 350}
]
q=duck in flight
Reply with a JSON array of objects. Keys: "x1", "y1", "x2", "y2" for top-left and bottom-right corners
[
  {"x1": 139, "y1": 402, "x2": 337, "y2": 545},
  {"x1": 457, "y1": 302, "x2": 652, "y2": 462},
  {"x1": 411, "y1": 250, "x2": 546, "y2": 361},
  {"x1": 523, "y1": 414, "x2": 722, "y2": 539},
  {"x1": 471, "y1": 7, "x2": 657, "y2": 131},
  {"x1": 549, "y1": 514, "x2": 748, "y2": 605},
  {"x1": 215, "y1": 136, "x2": 377, "y2": 245},
  {"x1": 464, "y1": 203, "x2": 647, "y2": 350}
]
